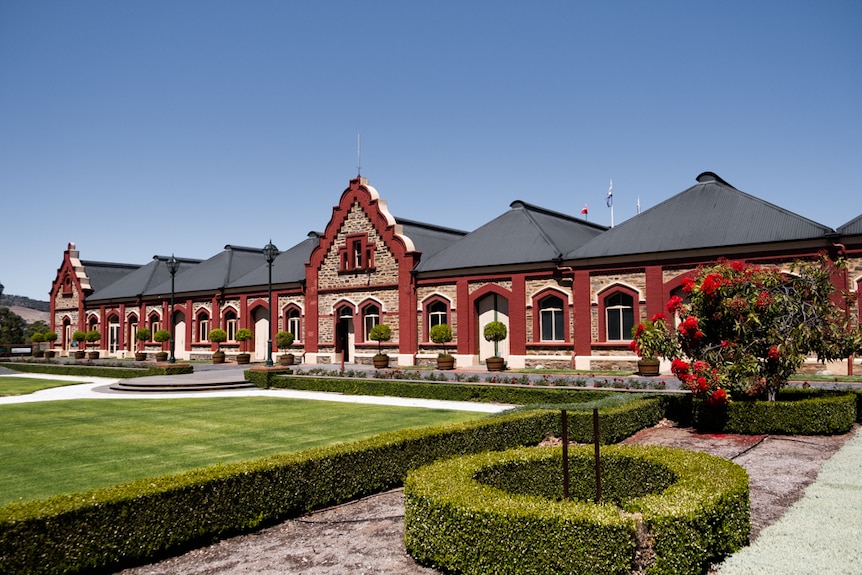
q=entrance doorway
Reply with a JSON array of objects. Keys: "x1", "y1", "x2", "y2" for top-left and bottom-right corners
[
  {"x1": 253, "y1": 307, "x2": 269, "y2": 361},
  {"x1": 335, "y1": 306, "x2": 355, "y2": 363},
  {"x1": 477, "y1": 293, "x2": 509, "y2": 362}
]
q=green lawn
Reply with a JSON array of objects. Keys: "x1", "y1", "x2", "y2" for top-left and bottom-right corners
[
  {"x1": 0, "y1": 377, "x2": 84, "y2": 396},
  {"x1": 0, "y1": 397, "x2": 483, "y2": 506}
]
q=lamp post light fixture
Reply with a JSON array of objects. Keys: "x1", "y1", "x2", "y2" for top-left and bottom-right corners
[
  {"x1": 263, "y1": 240, "x2": 279, "y2": 367},
  {"x1": 166, "y1": 255, "x2": 181, "y2": 364},
  {"x1": 0, "y1": 281, "x2": 4, "y2": 307}
]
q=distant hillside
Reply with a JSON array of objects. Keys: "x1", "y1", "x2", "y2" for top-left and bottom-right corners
[{"x1": 1, "y1": 295, "x2": 49, "y2": 312}]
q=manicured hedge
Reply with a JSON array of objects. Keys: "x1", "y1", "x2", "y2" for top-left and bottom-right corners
[
  {"x1": 0, "y1": 361, "x2": 194, "y2": 378},
  {"x1": 693, "y1": 389, "x2": 858, "y2": 434},
  {"x1": 249, "y1": 371, "x2": 690, "y2": 407},
  {"x1": 0, "y1": 396, "x2": 670, "y2": 574},
  {"x1": 404, "y1": 445, "x2": 750, "y2": 575}
]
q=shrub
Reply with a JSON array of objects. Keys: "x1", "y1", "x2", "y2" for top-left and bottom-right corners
[
  {"x1": 368, "y1": 324, "x2": 392, "y2": 356},
  {"x1": 153, "y1": 329, "x2": 171, "y2": 344},
  {"x1": 405, "y1": 445, "x2": 750, "y2": 575},
  {"x1": 275, "y1": 331, "x2": 294, "y2": 350},
  {"x1": 692, "y1": 389, "x2": 857, "y2": 435},
  {"x1": 429, "y1": 324, "x2": 453, "y2": 357}
]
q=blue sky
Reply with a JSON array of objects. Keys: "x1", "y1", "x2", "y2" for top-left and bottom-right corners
[{"x1": 1, "y1": 1, "x2": 859, "y2": 301}]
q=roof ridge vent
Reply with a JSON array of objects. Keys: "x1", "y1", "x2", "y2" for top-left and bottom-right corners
[{"x1": 696, "y1": 171, "x2": 737, "y2": 189}]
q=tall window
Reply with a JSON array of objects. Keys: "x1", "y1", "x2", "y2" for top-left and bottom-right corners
[
  {"x1": 224, "y1": 310, "x2": 238, "y2": 341},
  {"x1": 428, "y1": 300, "x2": 448, "y2": 330},
  {"x1": 286, "y1": 308, "x2": 301, "y2": 341},
  {"x1": 149, "y1": 314, "x2": 160, "y2": 338},
  {"x1": 605, "y1": 292, "x2": 634, "y2": 341},
  {"x1": 197, "y1": 311, "x2": 210, "y2": 342},
  {"x1": 539, "y1": 295, "x2": 565, "y2": 341},
  {"x1": 363, "y1": 304, "x2": 380, "y2": 340},
  {"x1": 339, "y1": 233, "x2": 375, "y2": 273}
]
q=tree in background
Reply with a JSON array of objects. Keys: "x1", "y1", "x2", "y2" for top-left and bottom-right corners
[
  {"x1": 0, "y1": 308, "x2": 26, "y2": 344},
  {"x1": 26, "y1": 320, "x2": 50, "y2": 342}
]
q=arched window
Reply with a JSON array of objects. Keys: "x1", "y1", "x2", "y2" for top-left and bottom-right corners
[
  {"x1": 539, "y1": 295, "x2": 565, "y2": 341},
  {"x1": 285, "y1": 307, "x2": 301, "y2": 341},
  {"x1": 197, "y1": 310, "x2": 210, "y2": 342},
  {"x1": 362, "y1": 304, "x2": 380, "y2": 341},
  {"x1": 224, "y1": 309, "x2": 238, "y2": 341},
  {"x1": 605, "y1": 291, "x2": 634, "y2": 341},
  {"x1": 428, "y1": 300, "x2": 448, "y2": 329}
]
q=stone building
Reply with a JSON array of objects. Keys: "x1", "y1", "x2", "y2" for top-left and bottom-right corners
[{"x1": 49, "y1": 172, "x2": 862, "y2": 372}]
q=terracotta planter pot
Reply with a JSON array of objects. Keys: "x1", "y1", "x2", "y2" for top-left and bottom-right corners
[
  {"x1": 135, "y1": 352, "x2": 147, "y2": 362},
  {"x1": 486, "y1": 357, "x2": 505, "y2": 372},
  {"x1": 436, "y1": 355, "x2": 455, "y2": 370},
  {"x1": 32, "y1": 350, "x2": 44, "y2": 358},
  {"x1": 44, "y1": 350, "x2": 56, "y2": 359},
  {"x1": 73, "y1": 350, "x2": 85, "y2": 359},
  {"x1": 87, "y1": 351, "x2": 100, "y2": 360},
  {"x1": 237, "y1": 353, "x2": 251, "y2": 365},
  {"x1": 637, "y1": 359, "x2": 660, "y2": 376},
  {"x1": 372, "y1": 354, "x2": 390, "y2": 369},
  {"x1": 155, "y1": 352, "x2": 168, "y2": 362},
  {"x1": 212, "y1": 351, "x2": 226, "y2": 364},
  {"x1": 279, "y1": 353, "x2": 295, "y2": 366}
]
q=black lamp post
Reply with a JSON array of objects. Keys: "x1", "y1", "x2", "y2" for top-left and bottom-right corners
[
  {"x1": 166, "y1": 255, "x2": 180, "y2": 364},
  {"x1": 263, "y1": 240, "x2": 279, "y2": 367},
  {"x1": 0, "y1": 281, "x2": 4, "y2": 307}
]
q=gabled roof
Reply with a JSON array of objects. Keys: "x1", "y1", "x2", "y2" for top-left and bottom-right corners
[
  {"x1": 838, "y1": 214, "x2": 862, "y2": 236},
  {"x1": 144, "y1": 245, "x2": 267, "y2": 297},
  {"x1": 229, "y1": 233, "x2": 321, "y2": 288},
  {"x1": 79, "y1": 260, "x2": 141, "y2": 295},
  {"x1": 396, "y1": 218, "x2": 467, "y2": 259},
  {"x1": 87, "y1": 256, "x2": 202, "y2": 302},
  {"x1": 414, "y1": 200, "x2": 607, "y2": 273},
  {"x1": 567, "y1": 172, "x2": 835, "y2": 260}
]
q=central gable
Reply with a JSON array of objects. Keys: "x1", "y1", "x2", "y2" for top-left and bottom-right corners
[{"x1": 307, "y1": 177, "x2": 419, "y2": 291}]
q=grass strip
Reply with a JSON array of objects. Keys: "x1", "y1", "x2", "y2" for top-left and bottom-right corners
[{"x1": 0, "y1": 377, "x2": 83, "y2": 396}]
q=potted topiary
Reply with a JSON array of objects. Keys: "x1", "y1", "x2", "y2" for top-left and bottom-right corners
[
  {"x1": 31, "y1": 332, "x2": 45, "y2": 358},
  {"x1": 209, "y1": 328, "x2": 227, "y2": 364},
  {"x1": 135, "y1": 327, "x2": 151, "y2": 361},
  {"x1": 43, "y1": 331, "x2": 58, "y2": 358},
  {"x1": 153, "y1": 329, "x2": 171, "y2": 362},
  {"x1": 430, "y1": 323, "x2": 455, "y2": 370},
  {"x1": 368, "y1": 323, "x2": 392, "y2": 369},
  {"x1": 235, "y1": 328, "x2": 254, "y2": 364},
  {"x1": 483, "y1": 321, "x2": 507, "y2": 371},
  {"x1": 276, "y1": 331, "x2": 295, "y2": 366},
  {"x1": 85, "y1": 329, "x2": 101, "y2": 359},
  {"x1": 629, "y1": 316, "x2": 676, "y2": 377},
  {"x1": 72, "y1": 330, "x2": 87, "y2": 359}
]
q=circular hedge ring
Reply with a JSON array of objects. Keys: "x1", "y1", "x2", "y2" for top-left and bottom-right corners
[{"x1": 404, "y1": 445, "x2": 749, "y2": 575}]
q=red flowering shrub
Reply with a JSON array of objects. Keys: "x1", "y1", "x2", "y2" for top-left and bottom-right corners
[{"x1": 632, "y1": 256, "x2": 862, "y2": 403}]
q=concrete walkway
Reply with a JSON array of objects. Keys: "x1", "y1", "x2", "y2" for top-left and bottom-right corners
[{"x1": 0, "y1": 369, "x2": 512, "y2": 413}]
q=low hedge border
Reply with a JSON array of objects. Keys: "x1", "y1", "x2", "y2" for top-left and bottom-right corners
[
  {"x1": 0, "y1": 398, "x2": 668, "y2": 574},
  {"x1": 0, "y1": 361, "x2": 193, "y2": 378},
  {"x1": 693, "y1": 389, "x2": 858, "y2": 434},
  {"x1": 248, "y1": 371, "x2": 690, "y2": 410},
  {"x1": 404, "y1": 445, "x2": 750, "y2": 575}
]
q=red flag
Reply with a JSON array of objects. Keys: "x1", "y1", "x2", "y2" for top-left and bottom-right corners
[{"x1": 581, "y1": 204, "x2": 588, "y2": 215}]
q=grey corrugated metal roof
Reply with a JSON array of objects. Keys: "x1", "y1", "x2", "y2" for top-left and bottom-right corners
[
  {"x1": 79, "y1": 260, "x2": 141, "y2": 295},
  {"x1": 838, "y1": 214, "x2": 862, "y2": 236},
  {"x1": 396, "y1": 219, "x2": 467, "y2": 259},
  {"x1": 229, "y1": 233, "x2": 320, "y2": 289},
  {"x1": 567, "y1": 172, "x2": 835, "y2": 260},
  {"x1": 414, "y1": 201, "x2": 607, "y2": 273},
  {"x1": 87, "y1": 256, "x2": 202, "y2": 302},
  {"x1": 144, "y1": 245, "x2": 267, "y2": 297}
]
